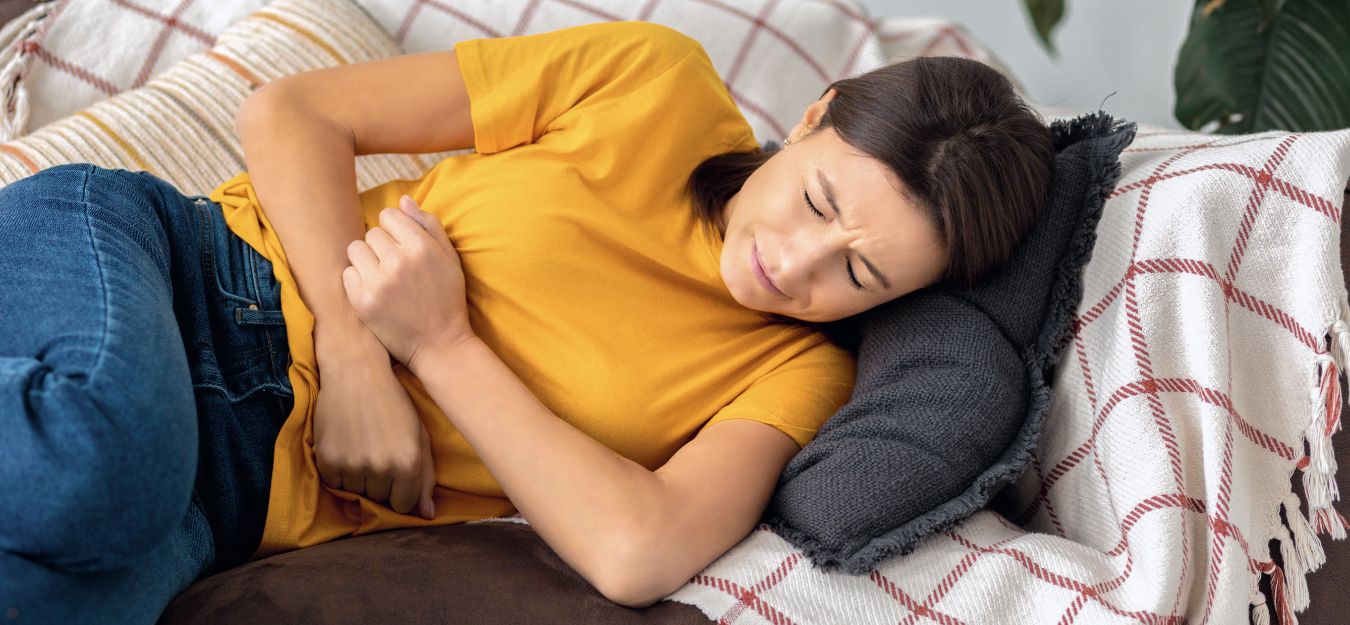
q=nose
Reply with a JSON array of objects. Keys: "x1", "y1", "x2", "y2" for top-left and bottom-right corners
[{"x1": 774, "y1": 221, "x2": 850, "y2": 290}]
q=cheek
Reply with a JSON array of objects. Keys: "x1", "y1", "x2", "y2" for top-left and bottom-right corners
[{"x1": 745, "y1": 172, "x2": 792, "y2": 222}]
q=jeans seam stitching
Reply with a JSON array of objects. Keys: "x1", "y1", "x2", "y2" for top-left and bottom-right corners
[
  {"x1": 193, "y1": 379, "x2": 289, "y2": 403},
  {"x1": 197, "y1": 202, "x2": 255, "y2": 308},
  {"x1": 245, "y1": 245, "x2": 285, "y2": 386},
  {"x1": 263, "y1": 322, "x2": 281, "y2": 386},
  {"x1": 79, "y1": 165, "x2": 111, "y2": 389}
]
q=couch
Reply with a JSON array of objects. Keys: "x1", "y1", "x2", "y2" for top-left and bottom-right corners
[{"x1": 0, "y1": 1, "x2": 1345, "y2": 624}]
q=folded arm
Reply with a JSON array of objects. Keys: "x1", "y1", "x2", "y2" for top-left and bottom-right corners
[{"x1": 407, "y1": 337, "x2": 801, "y2": 608}]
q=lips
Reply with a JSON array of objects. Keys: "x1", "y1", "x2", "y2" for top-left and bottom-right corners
[{"x1": 752, "y1": 241, "x2": 786, "y2": 297}]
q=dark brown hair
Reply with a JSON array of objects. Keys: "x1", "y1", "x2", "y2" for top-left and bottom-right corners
[{"x1": 687, "y1": 56, "x2": 1055, "y2": 320}]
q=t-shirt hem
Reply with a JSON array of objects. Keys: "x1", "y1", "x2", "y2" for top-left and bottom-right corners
[{"x1": 703, "y1": 414, "x2": 816, "y2": 451}]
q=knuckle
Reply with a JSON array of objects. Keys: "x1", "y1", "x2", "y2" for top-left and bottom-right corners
[
  {"x1": 330, "y1": 453, "x2": 361, "y2": 474},
  {"x1": 367, "y1": 457, "x2": 392, "y2": 476},
  {"x1": 376, "y1": 449, "x2": 411, "y2": 474},
  {"x1": 389, "y1": 457, "x2": 418, "y2": 479},
  {"x1": 362, "y1": 286, "x2": 383, "y2": 308}
]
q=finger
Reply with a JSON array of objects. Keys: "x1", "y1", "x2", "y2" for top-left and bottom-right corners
[
  {"x1": 387, "y1": 459, "x2": 421, "y2": 515},
  {"x1": 399, "y1": 196, "x2": 454, "y2": 254},
  {"x1": 345, "y1": 239, "x2": 380, "y2": 277},
  {"x1": 341, "y1": 265, "x2": 363, "y2": 302},
  {"x1": 418, "y1": 426, "x2": 437, "y2": 519},
  {"x1": 316, "y1": 454, "x2": 343, "y2": 490},
  {"x1": 364, "y1": 225, "x2": 399, "y2": 262},
  {"x1": 365, "y1": 473, "x2": 393, "y2": 505},
  {"x1": 398, "y1": 196, "x2": 428, "y2": 228},
  {"x1": 379, "y1": 205, "x2": 429, "y2": 249},
  {"x1": 340, "y1": 472, "x2": 366, "y2": 497}
]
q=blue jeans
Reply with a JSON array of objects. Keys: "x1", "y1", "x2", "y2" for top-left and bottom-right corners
[{"x1": 0, "y1": 163, "x2": 293, "y2": 624}]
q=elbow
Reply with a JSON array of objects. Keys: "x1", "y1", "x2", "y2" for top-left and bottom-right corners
[
  {"x1": 608, "y1": 590, "x2": 668, "y2": 611},
  {"x1": 590, "y1": 470, "x2": 686, "y2": 608},
  {"x1": 593, "y1": 528, "x2": 682, "y2": 609},
  {"x1": 597, "y1": 568, "x2": 678, "y2": 609},
  {"x1": 235, "y1": 80, "x2": 351, "y2": 147},
  {"x1": 235, "y1": 80, "x2": 303, "y2": 137},
  {"x1": 235, "y1": 87, "x2": 275, "y2": 138}
]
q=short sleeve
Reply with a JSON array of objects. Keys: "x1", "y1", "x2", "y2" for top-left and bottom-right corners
[
  {"x1": 697, "y1": 339, "x2": 857, "y2": 450},
  {"x1": 453, "y1": 21, "x2": 700, "y2": 154}
]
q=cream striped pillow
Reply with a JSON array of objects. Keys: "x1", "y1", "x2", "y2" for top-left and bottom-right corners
[{"x1": 0, "y1": 0, "x2": 463, "y2": 195}]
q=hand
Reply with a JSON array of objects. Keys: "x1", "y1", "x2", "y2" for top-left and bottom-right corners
[
  {"x1": 312, "y1": 332, "x2": 437, "y2": 519},
  {"x1": 341, "y1": 195, "x2": 474, "y2": 368}
]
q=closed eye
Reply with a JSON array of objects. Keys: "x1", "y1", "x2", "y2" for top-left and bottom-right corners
[{"x1": 805, "y1": 189, "x2": 865, "y2": 290}]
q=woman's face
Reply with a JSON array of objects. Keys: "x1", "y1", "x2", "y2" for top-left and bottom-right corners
[{"x1": 717, "y1": 89, "x2": 948, "y2": 323}]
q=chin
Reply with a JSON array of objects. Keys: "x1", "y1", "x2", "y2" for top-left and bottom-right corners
[{"x1": 785, "y1": 307, "x2": 851, "y2": 324}]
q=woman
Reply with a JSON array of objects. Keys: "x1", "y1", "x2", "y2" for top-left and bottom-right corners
[{"x1": 0, "y1": 20, "x2": 1052, "y2": 623}]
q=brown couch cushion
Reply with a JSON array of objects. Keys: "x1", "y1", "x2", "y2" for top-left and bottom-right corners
[{"x1": 158, "y1": 521, "x2": 713, "y2": 625}]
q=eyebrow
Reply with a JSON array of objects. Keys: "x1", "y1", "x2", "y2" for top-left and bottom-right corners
[{"x1": 816, "y1": 169, "x2": 893, "y2": 291}]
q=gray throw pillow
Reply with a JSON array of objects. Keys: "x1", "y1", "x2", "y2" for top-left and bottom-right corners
[{"x1": 761, "y1": 111, "x2": 1138, "y2": 574}]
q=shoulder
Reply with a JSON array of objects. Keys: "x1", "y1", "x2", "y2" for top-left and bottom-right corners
[
  {"x1": 571, "y1": 20, "x2": 701, "y2": 51},
  {"x1": 552, "y1": 21, "x2": 703, "y2": 68}
]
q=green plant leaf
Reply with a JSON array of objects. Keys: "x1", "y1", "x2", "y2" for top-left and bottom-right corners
[
  {"x1": 1256, "y1": 0, "x2": 1286, "y2": 20},
  {"x1": 1022, "y1": 0, "x2": 1065, "y2": 55},
  {"x1": 1174, "y1": 0, "x2": 1350, "y2": 133}
]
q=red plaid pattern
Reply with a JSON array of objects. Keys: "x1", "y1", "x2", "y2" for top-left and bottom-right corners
[
  {"x1": 0, "y1": 0, "x2": 270, "y2": 139},
  {"x1": 633, "y1": 118, "x2": 1350, "y2": 624},
  {"x1": 2, "y1": 0, "x2": 1006, "y2": 148},
  {"x1": 330, "y1": 0, "x2": 1003, "y2": 148},
  {"x1": 871, "y1": 14, "x2": 1018, "y2": 89}
]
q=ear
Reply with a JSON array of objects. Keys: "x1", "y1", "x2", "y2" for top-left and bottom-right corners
[{"x1": 787, "y1": 88, "x2": 837, "y2": 143}]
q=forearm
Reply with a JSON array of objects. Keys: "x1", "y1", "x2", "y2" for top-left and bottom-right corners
[
  {"x1": 408, "y1": 335, "x2": 665, "y2": 597},
  {"x1": 236, "y1": 85, "x2": 372, "y2": 345}
]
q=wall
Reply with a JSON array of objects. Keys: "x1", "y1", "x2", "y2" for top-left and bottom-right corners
[{"x1": 857, "y1": 0, "x2": 1193, "y2": 129}]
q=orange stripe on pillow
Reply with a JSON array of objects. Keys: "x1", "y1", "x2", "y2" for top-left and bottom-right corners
[
  {"x1": 77, "y1": 111, "x2": 151, "y2": 173},
  {"x1": 254, "y1": 13, "x2": 348, "y2": 65},
  {"x1": 0, "y1": 144, "x2": 39, "y2": 174},
  {"x1": 204, "y1": 50, "x2": 263, "y2": 90}
]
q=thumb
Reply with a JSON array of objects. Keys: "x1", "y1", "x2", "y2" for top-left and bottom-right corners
[
  {"x1": 418, "y1": 426, "x2": 437, "y2": 520},
  {"x1": 400, "y1": 195, "x2": 454, "y2": 254}
]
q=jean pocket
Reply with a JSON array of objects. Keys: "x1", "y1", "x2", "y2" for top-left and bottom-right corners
[{"x1": 192, "y1": 198, "x2": 292, "y2": 401}]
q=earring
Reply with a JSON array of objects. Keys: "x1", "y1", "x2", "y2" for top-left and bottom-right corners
[{"x1": 783, "y1": 138, "x2": 792, "y2": 146}]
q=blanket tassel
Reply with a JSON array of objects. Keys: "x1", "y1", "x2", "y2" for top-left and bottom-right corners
[
  {"x1": 1276, "y1": 526, "x2": 1309, "y2": 613},
  {"x1": 1269, "y1": 563, "x2": 1297, "y2": 625},
  {"x1": 1302, "y1": 300, "x2": 1350, "y2": 541},
  {"x1": 1251, "y1": 588, "x2": 1271, "y2": 625},
  {"x1": 0, "y1": 0, "x2": 58, "y2": 142},
  {"x1": 1266, "y1": 298, "x2": 1350, "y2": 625}
]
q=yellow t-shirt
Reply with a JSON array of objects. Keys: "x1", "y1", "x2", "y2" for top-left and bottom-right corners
[{"x1": 209, "y1": 20, "x2": 857, "y2": 559}]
